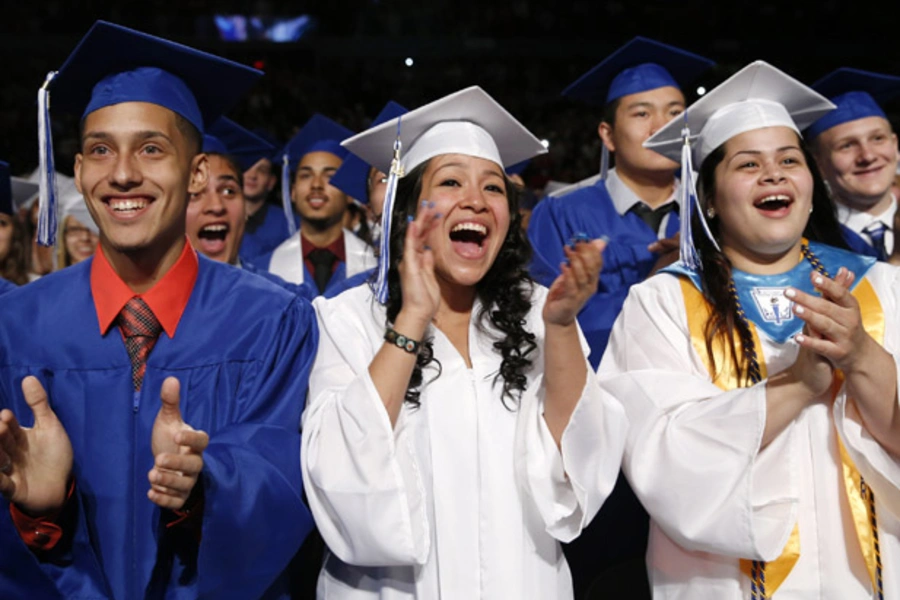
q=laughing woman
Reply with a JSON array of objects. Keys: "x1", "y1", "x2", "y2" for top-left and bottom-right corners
[
  {"x1": 599, "y1": 61, "x2": 900, "y2": 599},
  {"x1": 301, "y1": 87, "x2": 627, "y2": 599}
]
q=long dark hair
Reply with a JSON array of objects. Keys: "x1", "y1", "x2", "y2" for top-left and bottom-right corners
[
  {"x1": 382, "y1": 159, "x2": 538, "y2": 407},
  {"x1": 0, "y1": 214, "x2": 30, "y2": 286},
  {"x1": 694, "y1": 134, "x2": 847, "y2": 383}
]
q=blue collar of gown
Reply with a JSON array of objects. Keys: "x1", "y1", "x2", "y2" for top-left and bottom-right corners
[{"x1": 662, "y1": 241, "x2": 877, "y2": 343}]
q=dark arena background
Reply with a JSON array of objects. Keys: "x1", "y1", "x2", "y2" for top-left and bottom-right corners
[{"x1": 1, "y1": 0, "x2": 895, "y2": 192}]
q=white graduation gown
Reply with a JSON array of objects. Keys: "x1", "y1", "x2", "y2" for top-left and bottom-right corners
[
  {"x1": 302, "y1": 284, "x2": 627, "y2": 599},
  {"x1": 598, "y1": 263, "x2": 900, "y2": 599},
  {"x1": 268, "y1": 229, "x2": 377, "y2": 285}
]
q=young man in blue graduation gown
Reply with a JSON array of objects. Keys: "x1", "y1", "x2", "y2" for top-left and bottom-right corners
[
  {"x1": 525, "y1": 37, "x2": 714, "y2": 600},
  {"x1": 527, "y1": 37, "x2": 715, "y2": 369},
  {"x1": 190, "y1": 123, "x2": 316, "y2": 300},
  {"x1": 234, "y1": 128, "x2": 296, "y2": 262},
  {"x1": 806, "y1": 68, "x2": 900, "y2": 262},
  {"x1": 0, "y1": 21, "x2": 317, "y2": 600},
  {"x1": 257, "y1": 114, "x2": 377, "y2": 296}
]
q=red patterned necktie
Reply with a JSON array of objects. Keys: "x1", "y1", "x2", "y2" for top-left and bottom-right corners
[{"x1": 117, "y1": 297, "x2": 162, "y2": 391}]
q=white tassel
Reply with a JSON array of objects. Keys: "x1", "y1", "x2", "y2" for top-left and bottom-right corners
[
  {"x1": 678, "y1": 121, "x2": 720, "y2": 270},
  {"x1": 600, "y1": 144, "x2": 609, "y2": 181},
  {"x1": 37, "y1": 71, "x2": 59, "y2": 247},
  {"x1": 373, "y1": 120, "x2": 404, "y2": 305},
  {"x1": 281, "y1": 154, "x2": 297, "y2": 237}
]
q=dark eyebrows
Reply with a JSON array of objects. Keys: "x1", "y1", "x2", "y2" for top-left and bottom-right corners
[
  {"x1": 623, "y1": 100, "x2": 685, "y2": 111},
  {"x1": 728, "y1": 145, "x2": 803, "y2": 161},
  {"x1": 297, "y1": 165, "x2": 339, "y2": 173},
  {"x1": 216, "y1": 174, "x2": 240, "y2": 184},
  {"x1": 82, "y1": 130, "x2": 175, "y2": 144},
  {"x1": 433, "y1": 161, "x2": 505, "y2": 181}
]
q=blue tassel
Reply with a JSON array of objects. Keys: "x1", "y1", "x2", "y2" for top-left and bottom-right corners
[
  {"x1": 37, "y1": 71, "x2": 59, "y2": 247},
  {"x1": 373, "y1": 117, "x2": 403, "y2": 305},
  {"x1": 599, "y1": 144, "x2": 609, "y2": 181},
  {"x1": 281, "y1": 154, "x2": 297, "y2": 237}
]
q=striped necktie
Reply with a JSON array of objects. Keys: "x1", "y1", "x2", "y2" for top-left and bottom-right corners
[
  {"x1": 117, "y1": 297, "x2": 162, "y2": 391},
  {"x1": 863, "y1": 222, "x2": 888, "y2": 260}
]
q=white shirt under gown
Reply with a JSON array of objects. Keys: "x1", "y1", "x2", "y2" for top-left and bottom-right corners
[
  {"x1": 302, "y1": 283, "x2": 628, "y2": 599},
  {"x1": 598, "y1": 262, "x2": 900, "y2": 599}
]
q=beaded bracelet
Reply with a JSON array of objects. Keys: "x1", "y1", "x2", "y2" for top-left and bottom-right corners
[{"x1": 384, "y1": 328, "x2": 420, "y2": 354}]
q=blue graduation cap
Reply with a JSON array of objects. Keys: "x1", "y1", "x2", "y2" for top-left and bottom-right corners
[
  {"x1": 805, "y1": 68, "x2": 900, "y2": 139},
  {"x1": 202, "y1": 134, "x2": 229, "y2": 155},
  {"x1": 330, "y1": 101, "x2": 408, "y2": 204},
  {"x1": 506, "y1": 159, "x2": 530, "y2": 177},
  {"x1": 252, "y1": 127, "x2": 283, "y2": 163},
  {"x1": 207, "y1": 118, "x2": 278, "y2": 172},
  {"x1": 36, "y1": 20, "x2": 263, "y2": 246},
  {"x1": 563, "y1": 37, "x2": 714, "y2": 181},
  {"x1": 278, "y1": 114, "x2": 355, "y2": 236},
  {"x1": 563, "y1": 37, "x2": 715, "y2": 107}
]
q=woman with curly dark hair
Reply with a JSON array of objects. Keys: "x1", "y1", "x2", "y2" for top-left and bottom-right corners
[
  {"x1": 0, "y1": 162, "x2": 33, "y2": 290},
  {"x1": 302, "y1": 86, "x2": 627, "y2": 599},
  {"x1": 600, "y1": 61, "x2": 900, "y2": 599}
]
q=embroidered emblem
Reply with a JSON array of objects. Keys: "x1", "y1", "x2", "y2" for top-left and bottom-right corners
[{"x1": 750, "y1": 287, "x2": 793, "y2": 325}]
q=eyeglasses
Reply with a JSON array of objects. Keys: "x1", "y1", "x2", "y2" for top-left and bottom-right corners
[{"x1": 64, "y1": 226, "x2": 93, "y2": 238}]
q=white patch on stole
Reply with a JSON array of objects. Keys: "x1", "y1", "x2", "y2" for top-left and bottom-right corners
[{"x1": 750, "y1": 287, "x2": 794, "y2": 325}]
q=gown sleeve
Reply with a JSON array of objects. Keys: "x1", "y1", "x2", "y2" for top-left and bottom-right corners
[
  {"x1": 513, "y1": 287, "x2": 628, "y2": 543},
  {"x1": 597, "y1": 277, "x2": 798, "y2": 561},
  {"x1": 833, "y1": 264, "x2": 900, "y2": 520},
  {"x1": 193, "y1": 295, "x2": 319, "y2": 598},
  {"x1": 301, "y1": 292, "x2": 430, "y2": 567},
  {"x1": 527, "y1": 197, "x2": 658, "y2": 368}
]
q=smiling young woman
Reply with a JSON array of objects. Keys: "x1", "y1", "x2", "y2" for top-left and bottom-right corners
[
  {"x1": 600, "y1": 61, "x2": 900, "y2": 599},
  {"x1": 301, "y1": 86, "x2": 628, "y2": 599}
]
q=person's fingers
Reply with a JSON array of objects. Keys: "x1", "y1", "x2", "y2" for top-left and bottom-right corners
[
  {"x1": 149, "y1": 467, "x2": 198, "y2": 494},
  {"x1": 157, "y1": 377, "x2": 183, "y2": 424},
  {"x1": 174, "y1": 430, "x2": 209, "y2": 455},
  {"x1": 794, "y1": 331, "x2": 840, "y2": 359},
  {"x1": 0, "y1": 410, "x2": 24, "y2": 459},
  {"x1": 786, "y1": 287, "x2": 844, "y2": 322},
  {"x1": 21, "y1": 376, "x2": 56, "y2": 429},
  {"x1": 564, "y1": 246, "x2": 590, "y2": 288},
  {"x1": 147, "y1": 487, "x2": 190, "y2": 510},
  {"x1": 793, "y1": 303, "x2": 844, "y2": 341},
  {"x1": 810, "y1": 270, "x2": 857, "y2": 309}
]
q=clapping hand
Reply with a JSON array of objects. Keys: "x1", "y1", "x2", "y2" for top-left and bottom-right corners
[
  {"x1": 0, "y1": 376, "x2": 73, "y2": 516},
  {"x1": 543, "y1": 235, "x2": 606, "y2": 326},
  {"x1": 148, "y1": 377, "x2": 209, "y2": 511},
  {"x1": 396, "y1": 201, "x2": 443, "y2": 328}
]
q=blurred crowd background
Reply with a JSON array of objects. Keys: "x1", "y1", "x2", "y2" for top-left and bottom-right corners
[{"x1": 2, "y1": 0, "x2": 896, "y2": 194}]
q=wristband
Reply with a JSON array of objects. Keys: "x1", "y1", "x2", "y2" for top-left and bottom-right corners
[{"x1": 384, "y1": 327, "x2": 420, "y2": 354}]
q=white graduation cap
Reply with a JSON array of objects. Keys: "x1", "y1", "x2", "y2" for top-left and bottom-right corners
[
  {"x1": 341, "y1": 85, "x2": 547, "y2": 303},
  {"x1": 642, "y1": 60, "x2": 836, "y2": 269},
  {"x1": 10, "y1": 178, "x2": 40, "y2": 213},
  {"x1": 59, "y1": 187, "x2": 99, "y2": 236}
]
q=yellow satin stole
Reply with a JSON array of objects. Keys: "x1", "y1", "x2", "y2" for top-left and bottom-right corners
[{"x1": 679, "y1": 277, "x2": 884, "y2": 597}]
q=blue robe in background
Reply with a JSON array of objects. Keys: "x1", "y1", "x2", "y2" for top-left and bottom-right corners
[
  {"x1": 528, "y1": 179, "x2": 679, "y2": 369},
  {"x1": 239, "y1": 203, "x2": 297, "y2": 262},
  {"x1": 840, "y1": 224, "x2": 883, "y2": 259},
  {"x1": 0, "y1": 256, "x2": 317, "y2": 600},
  {"x1": 242, "y1": 258, "x2": 317, "y2": 301},
  {"x1": 321, "y1": 267, "x2": 374, "y2": 299}
]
